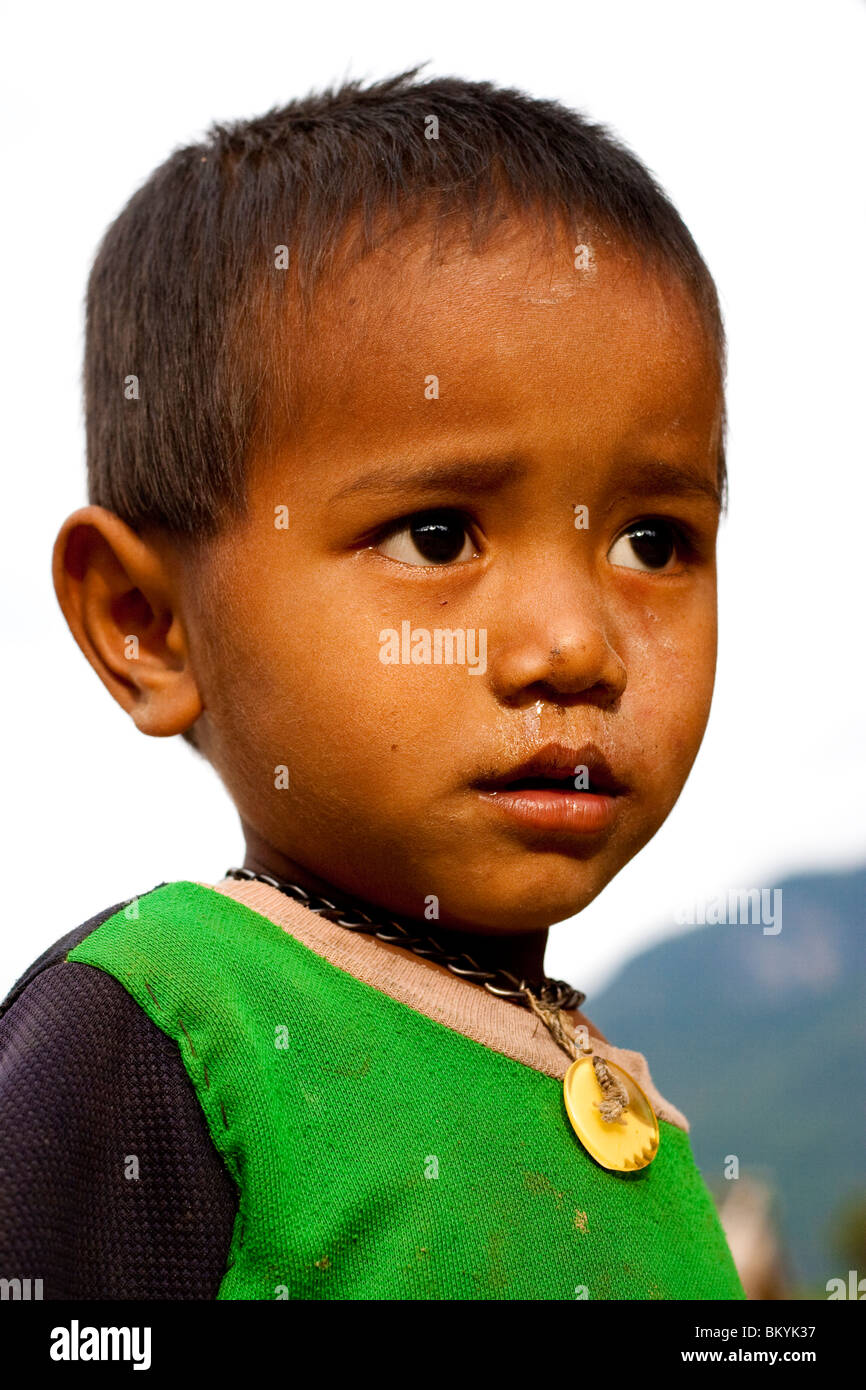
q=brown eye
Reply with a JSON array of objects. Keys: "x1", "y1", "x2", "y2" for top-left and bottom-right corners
[
  {"x1": 608, "y1": 521, "x2": 679, "y2": 572},
  {"x1": 375, "y1": 510, "x2": 479, "y2": 567}
]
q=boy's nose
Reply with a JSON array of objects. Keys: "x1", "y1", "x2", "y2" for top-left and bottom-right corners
[{"x1": 485, "y1": 583, "x2": 627, "y2": 708}]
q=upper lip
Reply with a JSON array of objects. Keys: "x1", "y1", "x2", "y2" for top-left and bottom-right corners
[{"x1": 472, "y1": 741, "x2": 629, "y2": 795}]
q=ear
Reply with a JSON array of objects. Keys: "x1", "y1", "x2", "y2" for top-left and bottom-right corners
[{"x1": 52, "y1": 506, "x2": 203, "y2": 738}]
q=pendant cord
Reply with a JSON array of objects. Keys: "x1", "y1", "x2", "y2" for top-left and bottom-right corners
[
  {"x1": 522, "y1": 988, "x2": 586, "y2": 1060},
  {"x1": 522, "y1": 988, "x2": 630, "y2": 1123}
]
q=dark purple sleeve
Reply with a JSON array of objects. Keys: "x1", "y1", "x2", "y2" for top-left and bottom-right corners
[{"x1": 0, "y1": 900, "x2": 238, "y2": 1299}]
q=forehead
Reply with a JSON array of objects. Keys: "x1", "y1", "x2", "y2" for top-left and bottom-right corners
[{"x1": 264, "y1": 216, "x2": 722, "y2": 476}]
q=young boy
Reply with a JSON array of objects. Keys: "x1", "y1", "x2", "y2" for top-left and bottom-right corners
[{"x1": 0, "y1": 66, "x2": 744, "y2": 1300}]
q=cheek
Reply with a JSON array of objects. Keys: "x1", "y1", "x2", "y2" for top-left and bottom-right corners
[
  {"x1": 621, "y1": 601, "x2": 717, "y2": 785},
  {"x1": 216, "y1": 577, "x2": 465, "y2": 797}
]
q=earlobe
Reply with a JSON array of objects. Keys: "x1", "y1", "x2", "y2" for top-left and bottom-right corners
[{"x1": 51, "y1": 505, "x2": 204, "y2": 738}]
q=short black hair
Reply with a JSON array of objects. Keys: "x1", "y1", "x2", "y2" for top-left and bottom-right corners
[
  {"x1": 85, "y1": 62, "x2": 726, "y2": 535},
  {"x1": 83, "y1": 64, "x2": 726, "y2": 753}
]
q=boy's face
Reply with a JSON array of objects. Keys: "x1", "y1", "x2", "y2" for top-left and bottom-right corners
[{"x1": 163, "y1": 220, "x2": 723, "y2": 935}]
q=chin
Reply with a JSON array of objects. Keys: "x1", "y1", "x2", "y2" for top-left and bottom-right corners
[{"x1": 438, "y1": 861, "x2": 618, "y2": 934}]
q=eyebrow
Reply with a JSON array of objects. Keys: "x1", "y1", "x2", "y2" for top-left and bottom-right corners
[
  {"x1": 330, "y1": 454, "x2": 721, "y2": 506},
  {"x1": 611, "y1": 460, "x2": 722, "y2": 508},
  {"x1": 330, "y1": 456, "x2": 526, "y2": 502}
]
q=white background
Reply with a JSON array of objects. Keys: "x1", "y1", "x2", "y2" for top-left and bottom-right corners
[{"x1": 1, "y1": 0, "x2": 864, "y2": 992}]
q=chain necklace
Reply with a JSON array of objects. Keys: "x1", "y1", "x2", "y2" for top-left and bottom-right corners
[{"x1": 224, "y1": 865, "x2": 659, "y2": 1170}]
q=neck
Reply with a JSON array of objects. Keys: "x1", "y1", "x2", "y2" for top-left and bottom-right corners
[{"x1": 239, "y1": 836, "x2": 550, "y2": 986}]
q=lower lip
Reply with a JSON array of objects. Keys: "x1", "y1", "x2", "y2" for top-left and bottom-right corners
[{"x1": 475, "y1": 788, "x2": 622, "y2": 835}]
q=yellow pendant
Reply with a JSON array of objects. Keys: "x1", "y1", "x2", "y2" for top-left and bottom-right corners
[{"x1": 563, "y1": 1056, "x2": 659, "y2": 1171}]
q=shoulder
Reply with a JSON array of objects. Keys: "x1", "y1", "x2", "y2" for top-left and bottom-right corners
[
  {"x1": 0, "y1": 891, "x2": 143, "y2": 1016},
  {"x1": 0, "y1": 887, "x2": 238, "y2": 1299}
]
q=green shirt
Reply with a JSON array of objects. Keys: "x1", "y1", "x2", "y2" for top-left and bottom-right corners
[{"x1": 68, "y1": 880, "x2": 745, "y2": 1300}]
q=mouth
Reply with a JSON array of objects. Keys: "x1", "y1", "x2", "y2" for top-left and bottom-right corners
[
  {"x1": 470, "y1": 741, "x2": 628, "y2": 838},
  {"x1": 488, "y1": 773, "x2": 612, "y2": 794},
  {"x1": 472, "y1": 742, "x2": 628, "y2": 797}
]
